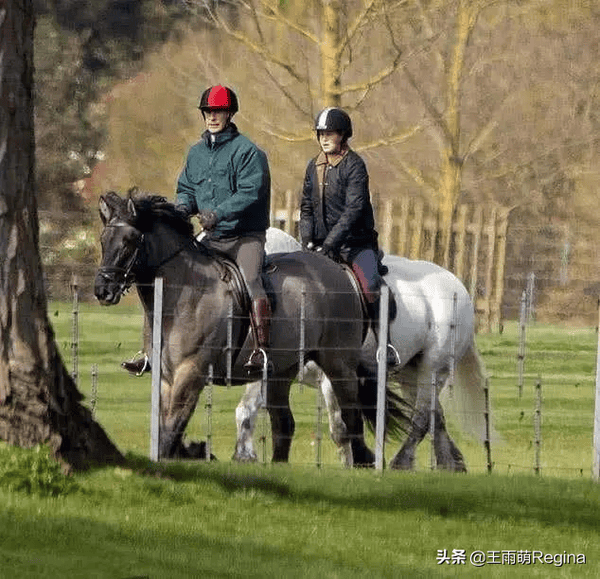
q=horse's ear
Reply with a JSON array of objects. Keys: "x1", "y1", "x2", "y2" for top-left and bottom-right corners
[
  {"x1": 99, "y1": 196, "x2": 112, "y2": 225},
  {"x1": 127, "y1": 196, "x2": 137, "y2": 219}
]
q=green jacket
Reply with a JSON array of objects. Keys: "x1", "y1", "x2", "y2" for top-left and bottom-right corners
[{"x1": 176, "y1": 124, "x2": 271, "y2": 238}]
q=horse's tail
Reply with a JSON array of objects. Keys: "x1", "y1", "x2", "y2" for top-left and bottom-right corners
[
  {"x1": 357, "y1": 362, "x2": 412, "y2": 441},
  {"x1": 445, "y1": 341, "x2": 497, "y2": 443}
]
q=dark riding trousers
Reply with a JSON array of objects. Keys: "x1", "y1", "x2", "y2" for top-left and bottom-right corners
[{"x1": 200, "y1": 232, "x2": 267, "y2": 302}]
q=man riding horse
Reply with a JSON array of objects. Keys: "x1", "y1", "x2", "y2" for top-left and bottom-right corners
[{"x1": 123, "y1": 85, "x2": 272, "y2": 377}]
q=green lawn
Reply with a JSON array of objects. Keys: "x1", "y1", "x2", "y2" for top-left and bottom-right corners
[
  {"x1": 0, "y1": 300, "x2": 594, "y2": 577},
  {"x1": 1, "y1": 446, "x2": 599, "y2": 578}
]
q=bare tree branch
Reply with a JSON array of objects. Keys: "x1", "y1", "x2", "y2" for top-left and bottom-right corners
[
  {"x1": 257, "y1": 0, "x2": 320, "y2": 44},
  {"x1": 355, "y1": 125, "x2": 423, "y2": 152},
  {"x1": 337, "y1": 58, "x2": 404, "y2": 98},
  {"x1": 463, "y1": 91, "x2": 522, "y2": 162},
  {"x1": 258, "y1": 125, "x2": 314, "y2": 142},
  {"x1": 379, "y1": 4, "x2": 448, "y2": 149},
  {"x1": 335, "y1": 0, "x2": 380, "y2": 58},
  {"x1": 249, "y1": 0, "x2": 268, "y2": 45},
  {"x1": 262, "y1": 63, "x2": 313, "y2": 118},
  {"x1": 397, "y1": 158, "x2": 438, "y2": 194},
  {"x1": 412, "y1": 0, "x2": 446, "y2": 74},
  {"x1": 402, "y1": 65, "x2": 449, "y2": 148},
  {"x1": 206, "y1": 4, "x2": 308, "y2": 84}
]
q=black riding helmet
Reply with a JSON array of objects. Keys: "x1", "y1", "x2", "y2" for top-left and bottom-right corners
[
  {"x1": 198, "y1": 85, "x2": 239, "y2": 114},
  {"x1": 314, "y1": 107, "x2": 353, "y2": 141}
]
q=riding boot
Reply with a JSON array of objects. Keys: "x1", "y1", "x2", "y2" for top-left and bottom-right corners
[
  {"x1": 369, "y1": 297, "x2": 400, "y2": 368},
  {"x1": 244, "y1": 297, "x2": 272, "y2": 376},
  {"x1": 121, "y1": 352, "x2": 151, "y2": 376}
]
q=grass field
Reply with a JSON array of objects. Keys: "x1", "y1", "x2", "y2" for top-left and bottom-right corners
[{"x1": 1, "y1": 299, "x2": 598, "y2": 577}]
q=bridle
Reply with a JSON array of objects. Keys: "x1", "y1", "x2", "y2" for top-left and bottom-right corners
[
  {"x1": 97, "y1": 222, "x2": 144, "y2": 297},
  {"x1": 97, "y1": 220, "x2": 199, "y2": 297}
]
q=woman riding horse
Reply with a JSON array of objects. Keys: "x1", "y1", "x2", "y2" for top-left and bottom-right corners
[{"x1": 299, "y1": 107, "x2": 399, "y2": 367}]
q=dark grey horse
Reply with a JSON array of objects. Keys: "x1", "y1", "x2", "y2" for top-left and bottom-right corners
[{"x1": 94, "y1": 191, "x2": 379, "y2": 463}]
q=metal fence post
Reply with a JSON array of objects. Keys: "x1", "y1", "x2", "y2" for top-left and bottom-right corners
[
  {"x1": 534, "y1": 377, "x2": 542, "y2": 476},
  {"x1": 205, "y1": 365, "x2": 213, "y2": 461},
  {"x1": 71, "y1": 275, "x2": 79, "y2": 386},
  {"x1": 375, "y1": 284, "x2": 390, "y2": 471},
  {"x1": 593, "y1": 299, "x2": 600, "y2": 480},
  {"x1": 90, "y1": 364, "x2": 98, "y2": 420},
  {"x1": 429, "y1": 371, "x2": 437, "y2": 470},
  {"x1": 484, "y1": 377, "x2": 493, "y2": 474},
  {"x1": 150, "y1": 277, "x2": 163, "y2": 462},
  {"x1": 517, "y1": 290, "x2": 527, "y2": 398}
]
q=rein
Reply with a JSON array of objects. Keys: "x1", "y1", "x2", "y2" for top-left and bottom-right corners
[{"x1": 98, "y1": 221, "x2": 199, "y2": 293}]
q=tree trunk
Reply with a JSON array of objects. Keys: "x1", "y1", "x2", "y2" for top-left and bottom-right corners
[
  {"x1": 0, "y1": 0, "x2": 123, "y2": 470},
  {"x1": 321, "y1": 0, "x2": 342, "y2": 107},
  {"x1": 437, "y1": 0, "x2": 477, "y2": 266}
]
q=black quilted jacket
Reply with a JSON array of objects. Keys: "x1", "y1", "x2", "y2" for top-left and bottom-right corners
[{"x1": 299, "y1": 149, "x2": 378, "y2": 256}]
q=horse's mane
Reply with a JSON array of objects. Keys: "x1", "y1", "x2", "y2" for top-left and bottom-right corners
[{"x1": 119, "y1": 188, "x2": 195, "y2": 239}]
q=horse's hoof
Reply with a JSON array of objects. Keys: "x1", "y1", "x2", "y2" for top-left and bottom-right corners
[
  {"x1": 437, "y1": 463, "x2": 467, "y2": 473},
  {"x1": 353, "y1": 461, "x2": 375, "y2": 469},
  {"x1": 232, "y1": 450, "x2": 258, "y2": 463},
  {"x1": 185, "y1": 441, "x2": 217, "y2": 461},
  {"x1": 389, "y1": 455, "x2": 414, "y2": 471}
]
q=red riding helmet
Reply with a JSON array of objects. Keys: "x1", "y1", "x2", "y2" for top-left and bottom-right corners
[
  {"x1": 314, "y1": 107, "x2": 353, "y2": 140},
  {"x1": 198, "y1": 85, "x2": 239, "y2": 113}
]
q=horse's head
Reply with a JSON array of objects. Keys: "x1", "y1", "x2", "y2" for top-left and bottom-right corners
[{"x1": 94, "y1": 191, "x2": 143, "y2": 305}]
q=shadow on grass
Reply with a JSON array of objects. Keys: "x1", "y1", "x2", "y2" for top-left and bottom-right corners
[
  {"x1": 0, "y1": 503, "x2": 435, "y2": 579},
  {"x1": 122, "y1": 452, "x2": 600, "y2": 533}
]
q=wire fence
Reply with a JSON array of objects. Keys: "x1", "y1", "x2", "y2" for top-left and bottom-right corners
[
  {"x1": 49, "y1": 268, "x2": 600, "y2": 479},
  {"x1": 40, "y1": 213, "x2": 600, "y2": 327},
  {"x1": 39, "y1": 210, "x2": 600, "y2": 476}
]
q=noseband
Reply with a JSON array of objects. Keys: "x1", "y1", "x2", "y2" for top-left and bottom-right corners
[{"x1": 97, "y1": 229, "x2": 144, "y2": 296}]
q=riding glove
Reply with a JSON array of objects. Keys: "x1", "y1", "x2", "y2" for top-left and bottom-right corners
[{"x1": 198, "y1": 209, "x2": 219, "y2": 231}]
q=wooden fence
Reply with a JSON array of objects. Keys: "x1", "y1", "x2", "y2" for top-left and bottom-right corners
[{"x1": 272, "y1": 191, "x2": 510, "y2": 333}]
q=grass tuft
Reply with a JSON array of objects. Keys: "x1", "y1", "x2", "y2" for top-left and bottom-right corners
[{"x1": 0, "y1": 443, "x2": 78, "y2": 497}]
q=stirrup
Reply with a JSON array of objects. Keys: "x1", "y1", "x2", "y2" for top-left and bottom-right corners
[
  {"x1": 244, "y1": 348, "x2": 270, "y2": 377},
  {"x1": 376, "y1": 344, "x2": 401, "y2": 368},
  {"x1": 121, "y1": 352, "x2": 151, "y2": 376}
]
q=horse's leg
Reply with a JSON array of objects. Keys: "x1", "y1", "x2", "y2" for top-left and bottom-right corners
[
  {"x1": 233, "y1": 361, "x2": 323, "y2": 462},
  {"x1": 315, "y1": 355, "x2": 364, "y2": 468},
  {"x1": 299, "y1": 362, "x2": 351, "y2": 460},
  {"x1": 351, "y1": 379, "x2": 376, "y2": 468},
  {"x1": 232, "y1": 381, "x2": 263, "y2": 462},
  {"x1": 159, "y1": 359, "x2": 205, "y2": 458},
  {"x1": 320, "y1": 373, "x2": 375, "y2": 467},
  {"x1": 266, "y1": 378, "x2": 294, "y2": 462},
  {"x1": 317, "y1": 370, "x2": 352, "y2": 467},
  {"x1": 432, "y1": 388, "x2": 467, "y2": 472},
  {"x1": 389, "y1": 367, "x2": 434, "y2": 471}
]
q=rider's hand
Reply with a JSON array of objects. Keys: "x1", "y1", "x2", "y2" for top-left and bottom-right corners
[
  {"x1": 316, "y1": 245, "x2": 337, "y2": 261},
  {"x1": 303, "y1": 241, "x2": 315, "y2": 251},
  {"x1": 198, "y1": 210, "x2": 218, "y2": 231}
]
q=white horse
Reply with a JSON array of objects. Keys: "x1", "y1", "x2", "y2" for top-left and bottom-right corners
[{"x1": 232, "y1": 228, "x2": 489, "y2": 471}]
